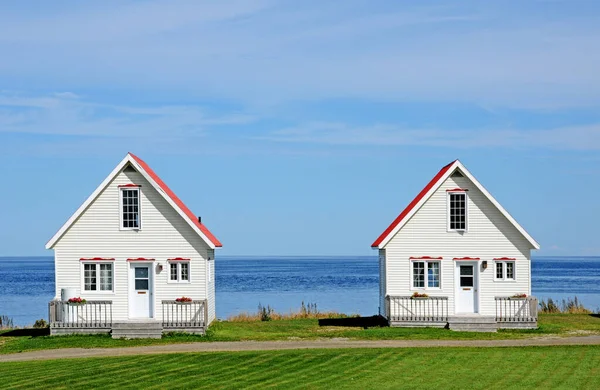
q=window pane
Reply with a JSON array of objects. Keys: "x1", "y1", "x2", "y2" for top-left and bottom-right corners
[
  {"x1": 413, "y1": 262, "x2": 425, "y2": 288},
  {"x1": 496, "y1": 262, "x2": 504, "y2": 279},
  {"x1": 84, "y1": 264, "x2": 97, "y2": 291},
  {"x1": 135, "y1": 279, "x2": 149, "y2": 290},
  {"x1": 135, "y1": 267, "x2": 148, "y2": 278},
  {"x1": 100, "y1": 264, "x2": 112, "y2": 291},
  {"x1": 460, "y1": 265, "x2": 473, "y2": 276},
  {"x1": 460, "y1": 276, "x2": 474, "y2": 287},
  {"x1": 170, "y1": 263, "x2": 178, "y2": 281},
  {"x1": 506, "y1": 262, "x2": 515, "y2": 279},
  {"x1": 181, "y1": 263, "x2": 189, "y2": 281},
  {"x1": 428, "y1": 262, "x2": 440, "y2": 288}
]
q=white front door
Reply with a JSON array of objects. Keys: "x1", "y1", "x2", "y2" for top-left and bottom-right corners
[
  {"x1": 456, "y1": 262, "x2": 478, "y2": 314},
  {"x1": 129, "y1": 264, "x2": 153, "y2": 318}
]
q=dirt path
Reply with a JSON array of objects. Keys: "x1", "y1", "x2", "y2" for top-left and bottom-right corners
[{"x1": 2, "y1": 336, "x2": 600, "y2": 363}]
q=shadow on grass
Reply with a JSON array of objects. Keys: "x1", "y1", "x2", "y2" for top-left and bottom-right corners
[
  {"x1": 318, "y1": 316, "x2": 388, "y2": 329},
  {"x1": 0, "y1": 328, "x2": 50, "y2": 337}
]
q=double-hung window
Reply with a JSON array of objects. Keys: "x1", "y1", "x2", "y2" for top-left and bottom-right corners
[
  {"x1": 448, "y1": 191, "x2": 467, "y2": 231},
  {"x1": 495, "y1": 261, "x2": 516, "y2": 281},
  {"x1": 83, "y1": 263, "x2": 113, "y2": 291},
  {"x1": 169, "y1": 261, "x2": 190, "y2": 283},
  {"x1": 412, "y1": 260, "x2": 441, "y2": 289},
  {"x1": 120, "y1": 187, "x2": 140, "y2": 229}
]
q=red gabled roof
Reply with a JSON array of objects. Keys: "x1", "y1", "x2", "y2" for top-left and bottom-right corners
[
  {"x1": 371, "y1": 160, "x2": 456, "y2": 248},
  {"x1": 129, "y1": 153, "x2": 222, "y2": 248}
]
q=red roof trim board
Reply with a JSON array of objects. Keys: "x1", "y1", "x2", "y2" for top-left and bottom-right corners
[
  {"x1": 453, "y1": 257, "x2": 481, "y2": 261},
  {"x1": 446, "y1": 188, "x2": 468, "y2": 192},
  {"x1": 494, "y1": 257, "x2": 517, "y2": 261},
  {"x1": 129, "y1": 153, "x2": 222, "y2": 248},
  {"x1": 409, "y1": 256, "x2": 443, "y2": 260},
  {"x1": 371, "y1": 161, "x2": 456, "y2": 248},
  {"x1": 80, "y1": 257, "x2": 115, "y2": 261},
  {"x1": 127, "y1": 258, "x2": 155, "y2": 261},
  {"x1": 168, "y1": 257, "x2": 191, "y2": 261},
  {"x1": 118, "y1": 184, "x2": 141, "y2": 188}
]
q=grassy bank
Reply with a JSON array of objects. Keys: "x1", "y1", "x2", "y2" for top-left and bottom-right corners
[
  {"x1": 1, "y1": 314, "x2": 599, "y2": 355},
  {"x1": 1, "y1": 346, "x2": 600, "y2": 389}
]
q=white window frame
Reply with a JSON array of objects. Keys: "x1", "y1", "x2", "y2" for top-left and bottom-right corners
[
  {"x1": 119, "y1": 187, "x2": 141, "y2": 231},
  {"x1": 410, "y1": 260, "x2": 442, "y2": 290},
  {"x1": 80, "y1": 262, "x2": 115, "y2": 293},
  {"x1": 167, "y1": 261, "x2": 191, "y2": 283},
  {"x1": 494, "y1": 261, "x2": 516, "y2": 282},
  {"x1": 447, "y1": 191, "x2": 468, "y2": 232}
]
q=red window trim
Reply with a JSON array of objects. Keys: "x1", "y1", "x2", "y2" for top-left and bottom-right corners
[
  {"x1": 494, "y1": 257, "x2": 516, "y2": 261},
  {"x1": 409, "y1": 256, "x2": 443, "y2": 260},
  {"x1": 453, "y1": 257, "x2": 480, "y2": 261},
  {"x1": 446, "y1": 188, "x2": 468, "y2": 192},
  {"x1": 118, "y1": 184, "x2": 142, "y2": 188},
  {"x1": 80, "y1": 257, "x2": 115, "y2": 261},
  {"x1": 168, "y1": 257, "x2": 191, "y2": 261},
  {"x1": 126, "y1": 257, "x2": 155, "y2": 261}
]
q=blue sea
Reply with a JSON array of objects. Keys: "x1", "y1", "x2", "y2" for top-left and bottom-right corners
[{"x1": 1, "y1": 256, "x2": 599, "y2": 326}]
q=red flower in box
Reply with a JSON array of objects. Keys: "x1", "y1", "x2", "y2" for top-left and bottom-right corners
[
  {"x1": 67, "y1": 297, "x2": 87, "y2": 304},
  {"x1": 175, "y1": 297, "x2": 193, "y2": 303}
]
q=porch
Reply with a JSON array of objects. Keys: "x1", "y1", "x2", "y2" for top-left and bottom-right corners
[
  {"x1": 48, "y1": 299, "x2": 208, "y2": 338},
  {"x1": 386, "y1": 296, "x2": 538, "y2": 331}
]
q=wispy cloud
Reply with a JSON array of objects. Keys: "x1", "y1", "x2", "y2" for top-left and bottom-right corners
[
  {"x1": 0, "y1": 92, "x2": 255, "y2": 137},
  {"x1": 258, "y1": 122, "x2": 600, "y2": 150}
]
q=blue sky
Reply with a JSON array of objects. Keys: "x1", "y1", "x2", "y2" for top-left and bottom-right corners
[{"x1": 1, "y1": 0, "x2": 599, "y2": 256}]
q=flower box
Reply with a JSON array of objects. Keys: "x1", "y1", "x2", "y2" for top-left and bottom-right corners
[
  {"x1": 175, "y1": 297, "x2": 193, "y2": 303},
  {"x1": 411, "y1": 292, "x2": 429, "y2": 299},
  {"x1": 67, "y1": 297, "x2": 87, "y2": 305}
]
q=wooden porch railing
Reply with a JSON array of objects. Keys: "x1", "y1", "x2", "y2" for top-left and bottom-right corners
[
  {"x1": 386, "y1": 296, "x2": 449, "y2": 322},
  {"x1": 49, "y1": 300, "x2": 112, "y2": 328},
  {"x1": 495, "y1": 297, "x2": 538, "y2": 323},
  {"x1": 162, "y1": 300, "x2": 207, "y2": 329}
]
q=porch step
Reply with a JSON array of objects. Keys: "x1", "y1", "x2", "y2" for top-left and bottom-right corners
[
  {"x1": 111, "y1": 322, "x2": 163, "y2": 339},
  {"x1": 448, "y1": 316, "x2": 498, "y2": 332}
]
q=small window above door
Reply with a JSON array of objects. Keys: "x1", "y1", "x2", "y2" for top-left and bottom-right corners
[
  {"x1": 120, "y1": 187, "x2": 141, "y2": 230},
  {"x1": 447, "y1": 191, "x2": 468, "y2": 231}
]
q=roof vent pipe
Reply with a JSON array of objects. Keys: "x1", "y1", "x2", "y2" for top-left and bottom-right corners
[{"x1": 198, "y1": 216, "x2": 202, "y2": 223}]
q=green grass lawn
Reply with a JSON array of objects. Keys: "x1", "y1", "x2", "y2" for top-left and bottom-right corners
[
  {"x1": 1, "y1": 314, "x2": 599, "y2": 355},
  {"x1": 1, "y1": 346, "x2": 599, "y2": 389}
]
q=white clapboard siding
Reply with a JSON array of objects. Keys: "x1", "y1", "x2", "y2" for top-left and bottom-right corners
[
  {"x1": 53, "y1": 168, "x2": 212, "y2": 323},
  {"x1": 384, "y1": 174, "x2": 532, "y2": 316},
  {"x1": 379, "y1": 249, "x2": 387, "y2": 316}
]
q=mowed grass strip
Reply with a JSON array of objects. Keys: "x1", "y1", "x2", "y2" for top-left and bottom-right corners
[
  {"x1": 1, "y1": 314, "x2": 600, "y2": 355},
  {"x1": 1, "y1": 346, "x2": 600, "y2": 389}
]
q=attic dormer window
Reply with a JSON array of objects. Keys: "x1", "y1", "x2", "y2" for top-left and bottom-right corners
[
  {"x1": 120, "y1": 187, "x2": 141, "y2": 229},
  {"x1": 448, "y1": 190, "x2": 467, "y2": 231}
]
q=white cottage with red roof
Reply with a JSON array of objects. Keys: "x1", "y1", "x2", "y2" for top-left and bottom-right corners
[
  {"x1": 372, "y1": 160, "x2": 540, "y2": 331},
  {"x1": 46, "y1": 153, "x2": 221, "y2": 338}
]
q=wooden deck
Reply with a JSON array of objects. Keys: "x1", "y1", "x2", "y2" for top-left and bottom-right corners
[{"x1": 49, "y1": 300, "x2": 208, "y2": 337}]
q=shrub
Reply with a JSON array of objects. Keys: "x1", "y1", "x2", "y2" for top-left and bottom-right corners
[
  {"x1": 227, "y1": 302, "x2": 350, "y2": 322},
  {"x1": 0, "y1": 315, "x2": 14, "y2": 329},
  {"x1": 258, "y1": 303, "x2": 274, "y2": 321},
  {"x1": 539, "y1": 297, "x2": 593, "y2": 314},
  {"x1": 33, "y1": 319, "x2": 48, "y2": 329}
]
